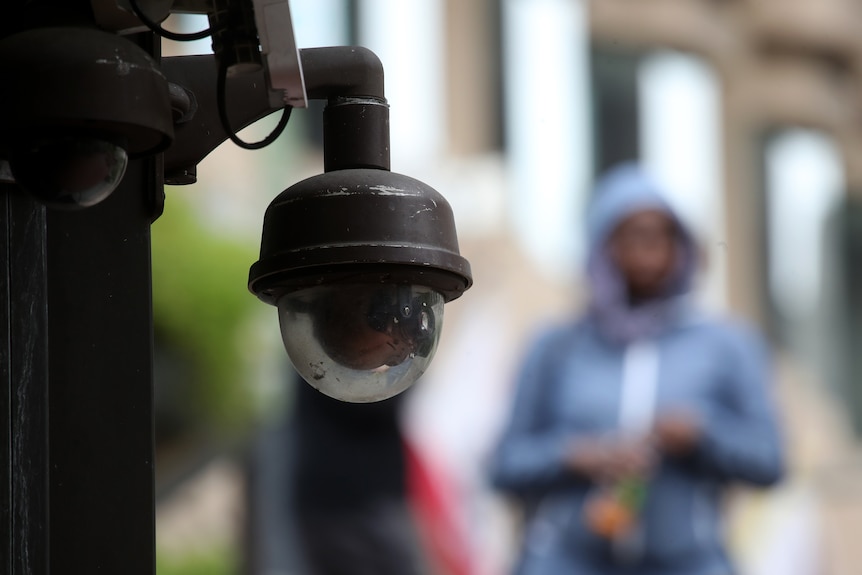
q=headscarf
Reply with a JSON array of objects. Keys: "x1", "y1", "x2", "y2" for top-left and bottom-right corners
[{"x1": 584, "y1": 162, "x2": 699, "y2": 344}]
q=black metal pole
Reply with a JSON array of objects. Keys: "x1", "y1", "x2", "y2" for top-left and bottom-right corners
[
  {"x1": 0, "y1": 28, "x2": 160, "y2": 574},
  {"x1": 1, "y1": 186, "x2": 50, "y2": 575},
  {"x1": 45, "y1": 152, "x2": 158, "y2": 572}
]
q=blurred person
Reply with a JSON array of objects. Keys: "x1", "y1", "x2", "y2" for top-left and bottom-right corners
[
  {"x1": 290, "y1": 376, "x2": 431, "y2": 575},
  {"x1": 488, "y1": 162, "x2": 785, "y2": 575}
]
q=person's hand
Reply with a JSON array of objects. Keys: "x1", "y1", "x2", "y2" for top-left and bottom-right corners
[
  {"x1": 652, "y1": 410, "x2": 702, "y2": 457},
  {"x1": 564, "y1": 435, "x2": 654, "y2": 483}
]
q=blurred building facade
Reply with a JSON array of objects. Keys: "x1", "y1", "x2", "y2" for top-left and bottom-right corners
[{"x1": 439, "y1": 6, "x2": 862, "y2": 373}]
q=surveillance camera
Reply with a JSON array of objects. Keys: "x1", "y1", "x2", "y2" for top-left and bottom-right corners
[
  {"x1": 249, "y1": 168, "x2": 472, "y2": 402},
  {"x1": 0, "y1": 26, "x2": 173, "y2": 208},
  {"x1": 9, "y1": 134, "x2": 129, "y2": 210}
]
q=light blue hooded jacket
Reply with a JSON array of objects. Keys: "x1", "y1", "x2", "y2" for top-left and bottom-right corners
[{"x1": 489, "y1": 163, "x2": 785, "y2": 575}]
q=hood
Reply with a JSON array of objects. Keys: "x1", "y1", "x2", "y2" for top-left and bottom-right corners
[{"x1": 584, "y1": 162, "x2": 699, "y2": 343}]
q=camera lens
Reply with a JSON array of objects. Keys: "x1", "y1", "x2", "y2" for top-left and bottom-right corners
[
  {"x1": 10, "y1": 135, "x2": 128, "y2": 209},
  {"x1": 277, "y1": 284, "x2": 444, "y2": 403}
]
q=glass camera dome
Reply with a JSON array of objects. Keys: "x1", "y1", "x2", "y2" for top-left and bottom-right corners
[{"x1": 278, "y1": 283, "x2": 444, "y2": 402}]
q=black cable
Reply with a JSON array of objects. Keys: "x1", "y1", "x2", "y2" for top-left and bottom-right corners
[
  {"x1": 216, "y1": 59, "x2": 292, "y2": 150},
  {"x1": 128, "y1": 0, "x2": 219, "y2": 41},
  {"x1": 132, "y1": 0, "x2": 289, "y2": 148}
]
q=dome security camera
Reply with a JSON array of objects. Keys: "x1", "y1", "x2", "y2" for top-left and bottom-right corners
[
  {"x1": 9, "y1": 134, "x2": 129, "y2": 210},
  {"x1": 248, "y1": 169, "x2": 472, "y2": 403},
  {"x1": 0, "y1": 26, "x2": 173, "y2": 209},
  {"x1": 243, "y1": 46, "x2": 472, "y2": 402}
]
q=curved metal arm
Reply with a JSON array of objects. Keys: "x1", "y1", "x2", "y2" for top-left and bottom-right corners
[
  {"x1": 161, "y1": 46, "x2": 388, "y2": 184},
  {"x1": 160, "y1": 54, "x2": 276, "y2": 183},
  {"x1": 301, "y1": 46, "x2": 384, "y2": 100}
]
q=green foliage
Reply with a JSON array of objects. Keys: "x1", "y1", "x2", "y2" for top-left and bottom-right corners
[
  {"x1": 157, "y1": 546, "x2": 237, "y2": 575},
  {"x1": 151, "y1": 194, "x2": 259, "y2": 431}
]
